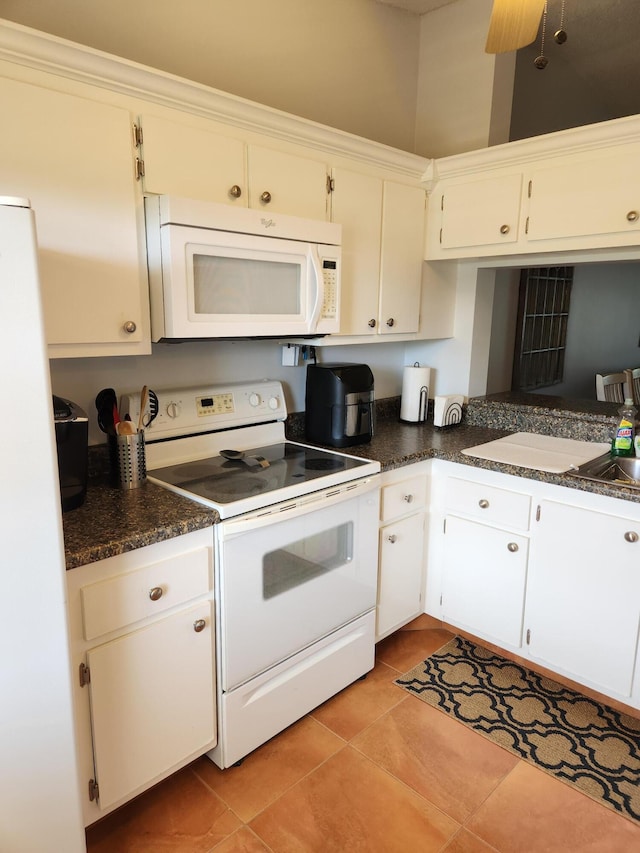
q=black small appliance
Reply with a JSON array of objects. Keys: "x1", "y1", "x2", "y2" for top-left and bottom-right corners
[
  {"x1": 53, "y1": 395, "x2": 89, "y2": 512},
  {"x1": 305, "y1": 363, "x2": 375, "y2": 447}
]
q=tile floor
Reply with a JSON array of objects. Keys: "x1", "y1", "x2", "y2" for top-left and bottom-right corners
[{"x1": 85, "y1": 617, "x2": 640, "y2": 852}]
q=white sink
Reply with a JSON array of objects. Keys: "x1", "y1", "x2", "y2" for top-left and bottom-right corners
[{"x1": 461, "y1": 432, "x2": 611, "y2": 474}]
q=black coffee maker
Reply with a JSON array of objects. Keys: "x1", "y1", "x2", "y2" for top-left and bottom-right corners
[
  {"x1": 305, "y1": 363, "x2": 375, "y2": 447},
  {"x1": 53, "y1": 395, "x2": 89, "y2": 512}
]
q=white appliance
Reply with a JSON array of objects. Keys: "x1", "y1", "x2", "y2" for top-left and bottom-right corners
[
  {"x1": 144, "y1": 195, "x2": 341, "y2": 341},
  {"x1": 128, "y1": 381, "x2": 380, "y2": 768},
  {"x1": 0, "y1": 198, "x2": 85, "y2": 850}
]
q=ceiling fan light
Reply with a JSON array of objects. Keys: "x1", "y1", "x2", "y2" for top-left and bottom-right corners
[{"x1": 485, "y1": 0, "x2": 546, "y2": 54}]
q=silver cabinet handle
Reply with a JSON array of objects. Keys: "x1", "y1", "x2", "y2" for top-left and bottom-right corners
[
  {"x1": 149, "y1": 587, "x2": 163, "y2": 601},
  {"x1": 387, "y1": 534, "x2": 397, "y2": 544},
  {"x1": 507, "y1": 542, "x2": 519, "y2": 553},
  {"x1": 260, "y1": 191, "x2": 272, "y2": 204},
  {"x1": 228, "y1": 184, "x2": 242, "y2": 199},
  {"x1": 123, "y1": 320, "x2": 137, "y2": 334},
  {"x1": 193, "y1": 619, "x2": 206, "y2": 633},
  {"x1": 626, "y1": 210, "x2": 639, "y2": 222},
  {"x1": 386, "y1": 318, "x2": 395, "y2": 327},
  {"x1": 479, "y1": 499, "x2": 490, "y2": 509},
  {"x1": 368, "y1": 318, "x2": 377, "y2": 328},
  {"x1": 403, "y1": 494, "x2": 414, "y2": 503},
  {"x1": 500, "y1": 224, "x2": 510, "y2": 234},
  {"x1": 624, "y1": 531, "x2": 639, "y2": 543}
]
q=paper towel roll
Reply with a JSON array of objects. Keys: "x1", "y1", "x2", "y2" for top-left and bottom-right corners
[{"x1": 400, "y1": 364, "x2": 431, "y2": 422}]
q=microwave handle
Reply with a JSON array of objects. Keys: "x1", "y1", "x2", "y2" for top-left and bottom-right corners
[{"x1": 309, "y1": 245, "x2": 325, "y2": 331}]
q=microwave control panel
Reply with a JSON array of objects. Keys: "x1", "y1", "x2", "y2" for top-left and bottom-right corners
[{"x1": 321, "y1": 259, "x2": 338, "y2": 319}]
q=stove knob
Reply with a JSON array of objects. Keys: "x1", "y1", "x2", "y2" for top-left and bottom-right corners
[
  {"x1": 249, "y1": 393, "x2": 262, "y2": 407},
  {"x1": 166, "y1": 401, "x2": 182, "y2": 419},
  {"x1": 268, "y1": 396, "x2": 280, "y2": 411}
]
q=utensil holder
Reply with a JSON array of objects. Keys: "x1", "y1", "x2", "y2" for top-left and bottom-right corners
[{"x1": 109, "y1": 431, "x2": 146, "y2": 489}]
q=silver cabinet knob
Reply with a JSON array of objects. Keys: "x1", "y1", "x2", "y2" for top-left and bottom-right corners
[
  {"x1": 507, "y1": 542, "x2": 519, "y2": 553},
  {"x1": 123, "y1": 320, "x2": 137, "y2": 334},
  {"x1": 387, "y1": 534, "x2": 397, "y2": 544},
  {"x1": 228, "y1": 184, "x2": 242, "y2": 199},
  {"x1": 479, "y1": 499, "x2": 490, "y2": 509},
  {"x1": 193, "y1": 619, "x2": 206, "y2": 633},
  {"x1": 626, "y1": 210, "x2": 639, "y2": 222},
  {"x1": 149, "y1": 587, "x2": 163, "y2": 601},
  {"x1": 260, "y1": 191, "x2": 272, "y2": 204},
  {"x1": 624, "y1": 531, "x2": 639, "y2": 543},
  {"x1": 500, "y1": 224, "x2": 510, "y2": 235},
  {"x1": 368, "y1": 318, "x2": 377, "y2": 328},
  {"x1": 403, "y1": 494, "x2": 414, "y2": 503},
  {"x1": 386, "y1": 318, "x2": 395, "y2": 327}
]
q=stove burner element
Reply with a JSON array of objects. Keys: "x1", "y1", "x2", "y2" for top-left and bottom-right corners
[{"x1": 304, "y1": 457, "x2": 346, "y2": 471}]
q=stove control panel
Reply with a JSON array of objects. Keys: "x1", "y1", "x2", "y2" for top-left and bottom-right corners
[{"x1": 121, "y1": 380, "x2": 287, "y2": 440}]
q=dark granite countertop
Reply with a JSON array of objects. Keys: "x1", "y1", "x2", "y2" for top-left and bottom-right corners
[
  {"x1": 64, "y1": 392, "x2": 638, "y2": 570},
  {"x1": 63, "y1": 476, "x2": 217, "y2": 570}
]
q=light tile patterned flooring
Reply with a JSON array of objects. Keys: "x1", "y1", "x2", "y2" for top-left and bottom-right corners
[{"x1": 86, "y1": 617, "x2": 640, "y2": 852}]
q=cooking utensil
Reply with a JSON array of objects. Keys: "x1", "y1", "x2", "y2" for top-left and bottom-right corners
[
  {"x1": 137, "y1": 385, "x2": 148, "y2": 433},
  {"x1": 95, "y1": 388, "x2": 118, "y2": 435},
  {"x1": 143, "y1": 389, "x2": 159, "y2": 428},
  {"x1": 220, "y1": 448, "x2": 270, "y2": 469},
  {"x1": 117, "y1": 419, "x2": 137, "y2": 436}
]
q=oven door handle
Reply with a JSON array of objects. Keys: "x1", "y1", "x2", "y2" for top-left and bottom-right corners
[{"x1": 218, "y1": 476, "x2": 380, "y2": 539}]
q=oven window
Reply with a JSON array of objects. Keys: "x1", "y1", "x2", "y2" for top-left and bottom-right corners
[
  {"x1": 263, "y1": 522, "x2": 353, "y2": 600},
  {"x1": 193, "y1": 254, "x2": 301, "y2": 315}
]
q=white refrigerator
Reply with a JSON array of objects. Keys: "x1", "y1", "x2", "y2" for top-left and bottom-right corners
[{"x1": 0, "y1": 197, "x2": 85, "y2": 852}]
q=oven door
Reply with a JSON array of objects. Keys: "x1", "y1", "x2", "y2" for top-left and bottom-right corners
[{"x1": 216, "y1": 477, "x2": 379, "y2": 691}]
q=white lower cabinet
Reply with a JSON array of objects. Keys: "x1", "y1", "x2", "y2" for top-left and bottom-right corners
[
  {"x1": 376, "y1": 462, "x2": 428, "y2": 640},
  {"x1": 524, "y1": 499, "x2": 640, "y2": 699},
  {"x1": 440, "y1": 474, "x2": 531, "y2": 648},
  {"x1": 431, "y1": 461, "x2": 640, "y2": 709},
  {"x1": 442, "y1": 515, "x2": 528, "y2": 648},
  {"x1": 66, "y1": 528, "x2": 216, "y2": 826}
]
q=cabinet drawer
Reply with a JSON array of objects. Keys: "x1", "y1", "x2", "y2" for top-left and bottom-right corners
[
  {"x1": 81, "y1": 546, "x2": 211, "y2": 640},
  {"x1": 381, "y1": 474, "x2": 427, "y2": 522},
  {"x1": 445, "y1": 477, "x2": 531, "y2": 530}
]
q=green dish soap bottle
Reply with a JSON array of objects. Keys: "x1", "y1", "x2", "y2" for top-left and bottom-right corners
[{"x1": 612, "y1": 398, "x2": 637, "y2": 457}]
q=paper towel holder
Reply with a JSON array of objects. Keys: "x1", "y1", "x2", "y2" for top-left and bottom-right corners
[{"x1": 400, "y1": 362, "x2": 431, "y2": 424}]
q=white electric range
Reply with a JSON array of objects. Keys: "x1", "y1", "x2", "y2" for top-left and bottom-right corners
[{"x1": 124, "y1": 380, "x2": 381, "y2": 768}]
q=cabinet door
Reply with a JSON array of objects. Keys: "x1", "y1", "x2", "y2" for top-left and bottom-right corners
[
  {"x1": 526, "y1": 144, "x2": 640, "y2": 243},
  {"x1": 140, "y1": 112, "x2": 247, "y2": 204},
  {"x1": 87, "y1": 602, "x2": 215, "y2": 811},
  {"x1": 330, "y1": 168, "x2": 382, "y2": 336},
  {"x1": 377, "y1": 513, "x2": 425, "y2": 639},
  {"x1": 526, "y1": 500, "x2": 640, "y2": 697},
  {"x1": 442, "y1": 515, "x2": 528, "y2": 648},
  {"x1": 378, "y1": 182, "x2": 425, "y2": 335},
  {"x1": 0, "y1": 77, "x2": 147, "y2": 356},
  {"x1": 247, "y1": 145, "x2": 329, "y2": 219},
  {"x1": 438, "y1": 174, "x2": 523, "y2": 251}
]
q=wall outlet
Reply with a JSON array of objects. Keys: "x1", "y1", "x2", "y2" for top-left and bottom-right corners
[{"x1": 281, "y1": 344, "x2": 300, "y2": 366}]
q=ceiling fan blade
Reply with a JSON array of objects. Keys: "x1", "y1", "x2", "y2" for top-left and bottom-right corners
[{"x1": 485, "y1": 0, "x2": 546, "y2": 54}]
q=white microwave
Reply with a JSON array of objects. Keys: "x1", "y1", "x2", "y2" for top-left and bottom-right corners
[{"x1": 144, "y1": 195, "x2": 341, "y2": 341}]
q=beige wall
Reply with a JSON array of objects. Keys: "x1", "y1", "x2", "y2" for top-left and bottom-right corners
[
  {"x1": 0, "y1": 0, "x2": 421, "y2": 152},
  {"x1": 415, "y1": 0, "x2": 508, "y2": 157}
]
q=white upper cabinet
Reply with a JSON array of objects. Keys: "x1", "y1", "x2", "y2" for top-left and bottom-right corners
[
  {"x1": 0, "y1": 76, "x2": 148, "y2": 357},
  {"x1": 424, "y1": 116, "x2": 640, "y2": 261},
  {"x1": 436, "y1": 173, "x2": 523, "y2": 251},
  {"x1": 139, "y1": 112, "x2": 329, "y2": 219},
  {"x1": 330, "y1": 168, "x2": 383, "y2": 336},
  {"x1": 525, "y1": 143, "x2": 640, "y2": 243},
  {"x1": 247, "y1": 144, "x2": 329, "y2": 220},
  {"x1": 378, "y1": 181, "x2": 426, "y2": 335},
  {"x1": 140, "y1": 113, "x2": 246, "y2": 205},
  {"x1": 331, "y1": 171, "x2": 425, "y2": 337}
]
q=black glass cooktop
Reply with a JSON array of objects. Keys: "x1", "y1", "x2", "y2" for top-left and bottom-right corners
[{"x1": 149, "y1": 441, "x2": 369, "y2": 504}]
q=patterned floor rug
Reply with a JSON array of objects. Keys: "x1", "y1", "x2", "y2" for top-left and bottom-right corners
[{"x1": 396, "y1": 636, "x2": 640, "y2": 824}]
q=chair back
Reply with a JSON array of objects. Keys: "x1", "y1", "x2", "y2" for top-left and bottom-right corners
[
  {"x1": 624, "y1": 368, "x2": 640, "y2": 406},
  {"x1": 595, "y1": 372, "x2": 627, "y2": 403}
]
